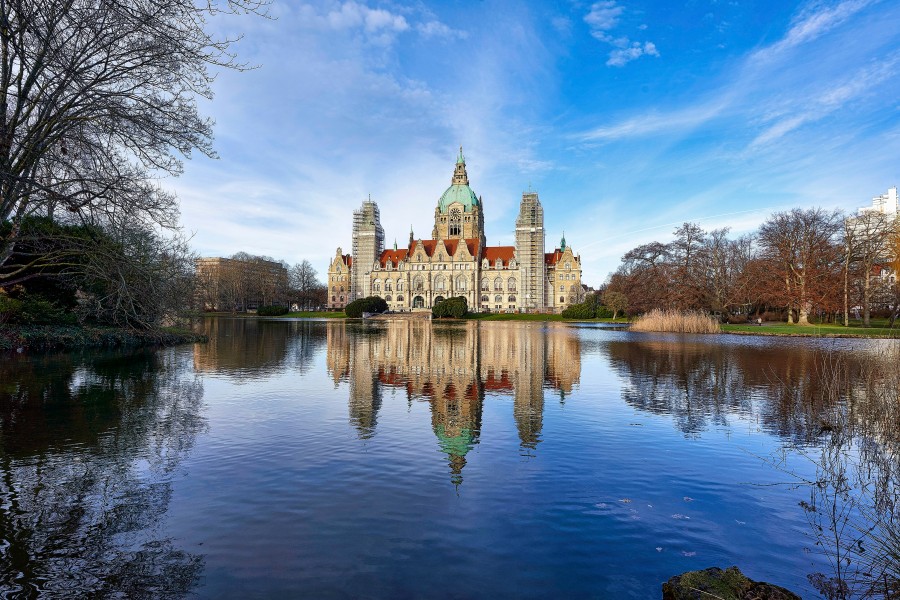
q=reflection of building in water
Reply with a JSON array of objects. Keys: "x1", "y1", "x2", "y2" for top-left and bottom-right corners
[
  {"x1": 194, "y1": 318, "x2": 325, "y2": 378},
  {"x1": 326, "y1": 321, "x2": 582, "y2": 483}
]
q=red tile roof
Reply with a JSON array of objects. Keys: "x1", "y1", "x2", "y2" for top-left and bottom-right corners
[
  {"x1": 344, "y1": 254, "x2": 352, "y2": 267},
  {"x1": 408, "y1": 238, "x2": 480, "y2": 259},
  {"x1": 483, "y1": 246, "x2": 515, "y2": 267},
  {"x1": 545, "y1": 250, "x2": 563, "y2": 266},
  {"x1": 379, "y1": 249, "x2": 408, "y2": 267}
]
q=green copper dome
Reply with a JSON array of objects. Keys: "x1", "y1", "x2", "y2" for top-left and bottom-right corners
[{"x1": 438, "y1": 183, "x2": 478, "y2": 213}]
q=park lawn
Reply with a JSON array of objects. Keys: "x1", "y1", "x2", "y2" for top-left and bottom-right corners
[{"x1": 722, "y1": 321, "x2": 899, "y2": 337}]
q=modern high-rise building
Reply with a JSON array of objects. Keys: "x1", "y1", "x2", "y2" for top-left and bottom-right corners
[{"x1": 327, "y1": 148, "x2": 584, "y2": 312}]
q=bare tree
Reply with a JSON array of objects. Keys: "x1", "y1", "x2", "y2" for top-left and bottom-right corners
[
  {"x1": 758, "y1": 208, "x2": 843, "y2": 325},
  {"x1": 845, "y1": 211, "x2": 895, "y2": 327},
  {"x1": 290, "y1": 260, "x2": 320, "y2": 310},
  {"x1": 0, "y1": 0, "x2": 265, "y2": 278}
]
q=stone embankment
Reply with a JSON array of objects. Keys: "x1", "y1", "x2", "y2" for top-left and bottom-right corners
[{"x1": 367, "y1": 311, "x2": 432, "y2": 321}]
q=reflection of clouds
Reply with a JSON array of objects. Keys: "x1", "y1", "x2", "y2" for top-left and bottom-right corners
[
  {"x1": 326, "y1": 321, "x2": 582, "y2": 482},
  {"x1": 0, "y1": 348, "x2": 206, "y2": 596}
]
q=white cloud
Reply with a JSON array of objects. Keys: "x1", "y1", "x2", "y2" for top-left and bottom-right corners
[
  {"x1": 585, "y1": 1, "x2": 624, "y2": 34},
  {"x1": 583, "y1": 1, "x2": 659, "y2": 67},
  {"x1": 749, "y1": 53, "x2": 899, "y2": 147},
  {"x1": 417, "y1": 20, "x2": 467, "y2": 39},
  {"x1": 750, "y1": 0, "x2": 876, "y2": 63},
  {"x1": 607, "y1": 41, "x2": 659, "y2": 67}
]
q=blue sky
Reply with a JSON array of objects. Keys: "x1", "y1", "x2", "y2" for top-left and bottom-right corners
[{"x1": 173, "y1": 0, "x2": 900, "y2": 284}]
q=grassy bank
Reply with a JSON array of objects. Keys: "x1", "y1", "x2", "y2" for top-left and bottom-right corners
[
  {"x1": 722, "y1": 322, "x2": 899, "y2": 337},
  {"x1": 0, "y1": 324, "x2": 207, "y2": 352}
]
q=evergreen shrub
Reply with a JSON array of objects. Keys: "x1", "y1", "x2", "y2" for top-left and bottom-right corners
[
  {"x1": 432, "y1": 296, "x2": 468, "y2": 318},
  {"x1": 345, "y1": 296, "x2": 388, "y2": 318},
  {"x1": 257, "y1": 305, "x2": 289, "y2": 316}
]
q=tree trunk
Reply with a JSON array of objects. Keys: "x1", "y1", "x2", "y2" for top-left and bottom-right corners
[
  {"x1": 863, "y1": 270, "x2": 871, "y2": 328},
  {"x1": 843, "y1": 244, "x2": 850, "y2": 327}
]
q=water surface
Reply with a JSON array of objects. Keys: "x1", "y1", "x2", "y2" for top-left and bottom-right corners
[{"x1": 1, "y1": 318, "x2": 885, "y2": 598}]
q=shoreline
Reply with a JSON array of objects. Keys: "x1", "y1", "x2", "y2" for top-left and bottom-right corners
[
  {"x1": 201, "y1": 312, "x2": 898, "y2": 339},
  {"x1": 0, "y1": 324, "x2": 207, "y2": 353}
]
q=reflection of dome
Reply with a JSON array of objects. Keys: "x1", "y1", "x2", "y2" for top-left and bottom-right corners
[
  {"x1": 438, "y1": 184, "x2": 478, "y2": 213},
  {"x1": 434, "y1": 424, "x2": 475, "y2": 458}
]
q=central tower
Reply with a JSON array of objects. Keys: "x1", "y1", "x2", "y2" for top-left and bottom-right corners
[{"x1": 432, "y1": 147, "x2": 485, "y2": 242}]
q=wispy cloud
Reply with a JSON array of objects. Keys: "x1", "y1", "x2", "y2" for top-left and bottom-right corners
[
  {"x1": 583, "y1": 1, "x2": 659, "y2": 67},
  {"x1": 579, "y1": 100, "x2": 729, "y2": 141},
  {"x1": 750, "y1": 0, "x2": 878, "y2": 63},
  {"x1": 749, "y1": 53, "x2": 900, "y2": 148}
]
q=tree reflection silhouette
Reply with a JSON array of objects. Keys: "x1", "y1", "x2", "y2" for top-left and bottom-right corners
[{"x1": 0, "y1": 349, "x2": 206, "y2": 598}]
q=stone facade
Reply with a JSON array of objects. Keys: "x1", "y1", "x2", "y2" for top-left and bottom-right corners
[{"x1": 329, "y1": 149, "x2": 584, "y2": 313}]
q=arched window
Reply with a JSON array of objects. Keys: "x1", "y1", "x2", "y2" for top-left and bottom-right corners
[
  {"x1": 336, "y1": 266, "x2": 341, "y2": 274},
  {"x1": 413, "y1": 275, "x2": 425, "y2": 291},
  {"x1": 494, "y1": 294, "x2": 502, "y2": 303},
  {"x1": 508, "y1": 295, "x2": 516, "y2": 302},
  {"x1": 397, "y1": 279, "x2": 404, "y2": 291},
  {"x1": 481, "y1": 295, "x2": 489, "y2": 303},
  {"x1": 386, "y1": 262, "x2": 392, "y2": 271},
  {"x1": 507, "y1": 277, "x2": 516, "y2": 291},
  {"x1": 449, "y1": 207, "x2": 462, "y2": 237},
  {"x1": 331, "y1": 286, "x2": 337, "y2": 293},
  {"x1": 482, "y1": 259, "x2": 489, "y2": 269},
  {"x1": 559, "y1": 285, "x2": 565, "y2": 291},
  {"x1": 374, "y1": 261, "x2": 380, "y2": 270},
  {"x1": 397, "y1": 295, "x2": 404, "y2": 302},
  {"x1": 493, "y1": 276, "x2": 502, "y2": 291},
  {"x1": 385, "y1": 281, "x2": 393, "y2": 291},
  {"x1": 559, "y1": 296, "x2": 565, "y2": 303},
  {"x1": 565, "y1": 261, "x2": 571, "y2": 270},
  {"x1": 385, "y1": 295, "x2": 392, "y2": 302},
  {"x1": 481, "y1": 278, "x2": 489, "y2": 291},
  {"x1": 495, "y1": 259, "x2": 503, "y2": 269},
  {"x1": 339, "y1": 286, "x2": 344, "y2": 292},
  {"x1": 373, "y1": 279, "x2": 381, "y2": 292},
  {"x1": 510, "y1": 259, "x2": 516, "y2": 268},
  {"x1": 455, "y1": 275, "x2": 467, "y2": 291},
  {"x1": 435, "y1": 275, "x2": 446, "y2": 291}
]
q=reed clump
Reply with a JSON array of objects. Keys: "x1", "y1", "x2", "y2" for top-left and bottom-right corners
[{"x1": 630, "y1": 309, "x2": 721, "y2": 334}]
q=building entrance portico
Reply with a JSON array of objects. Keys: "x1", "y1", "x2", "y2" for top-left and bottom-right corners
[{"x1": 413, "y1": 296, "x2": 425, "y2": 309}]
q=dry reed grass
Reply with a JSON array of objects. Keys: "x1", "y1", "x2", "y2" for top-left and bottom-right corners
[{"x1": 630, "y1": 309, "x2": 721, "y2": 334}]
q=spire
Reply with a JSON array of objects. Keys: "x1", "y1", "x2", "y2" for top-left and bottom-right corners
[
  {"x1": 394, "y1": 239, "x2": 397, "y2": 251},
  {"x1": 452, "y1": 147, "x2": 469, "y2": 186},
  {"x1": 561, "y1": 231, "x2": 566, "y2": 251},
  {"x1": 409, "y1": 225, "x2": 414, "y2": 246}
]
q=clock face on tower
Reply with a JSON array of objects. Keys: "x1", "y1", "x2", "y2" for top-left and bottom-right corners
[{"x1": 450, "y1": 207, "x2": 462, "y2": 237}]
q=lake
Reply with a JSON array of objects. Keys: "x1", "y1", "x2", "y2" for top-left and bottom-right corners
[{"x1": 1, "y1": 318, "x2": 894, "y2": 598}]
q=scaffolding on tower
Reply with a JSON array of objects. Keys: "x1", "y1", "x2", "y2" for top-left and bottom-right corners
[{"x1": 515, "y1": 192, "x2": 545, "y2": 312}]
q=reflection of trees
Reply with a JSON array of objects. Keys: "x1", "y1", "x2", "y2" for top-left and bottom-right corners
[
  {"x1": 605, "y1": 339, "x2": 849, "y2": 440},
  {"x1": 194, "y1": 317, "x2": 326, "y2": 378},
  {"x1": 326, "y1": 321, "x2": 583, "y2": 483},
  {"x1": 0, "y1": 348, "x2": 205, "y2": 597}
]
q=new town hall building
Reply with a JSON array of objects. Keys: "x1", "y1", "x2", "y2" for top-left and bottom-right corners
[{"x1": 327, "y1": 149, "x2": 584, "y2": 313}]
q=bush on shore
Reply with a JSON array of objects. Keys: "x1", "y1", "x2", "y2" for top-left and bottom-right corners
[
  {"x1": 432, "y1": 296, "x2": 468, "y2": 318},
  {"x1": 0, "y1": 324, "x2": 206, "y2": 352},
  {"x1": 344, "y1": 296, "x2": 388, "y2": 318},
  {"x1": 257, "y1": 305, "x2": 289, "y2": 316},
  {"x1": 631, "y1": 309, "x2": 721, "y2": 334}
]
